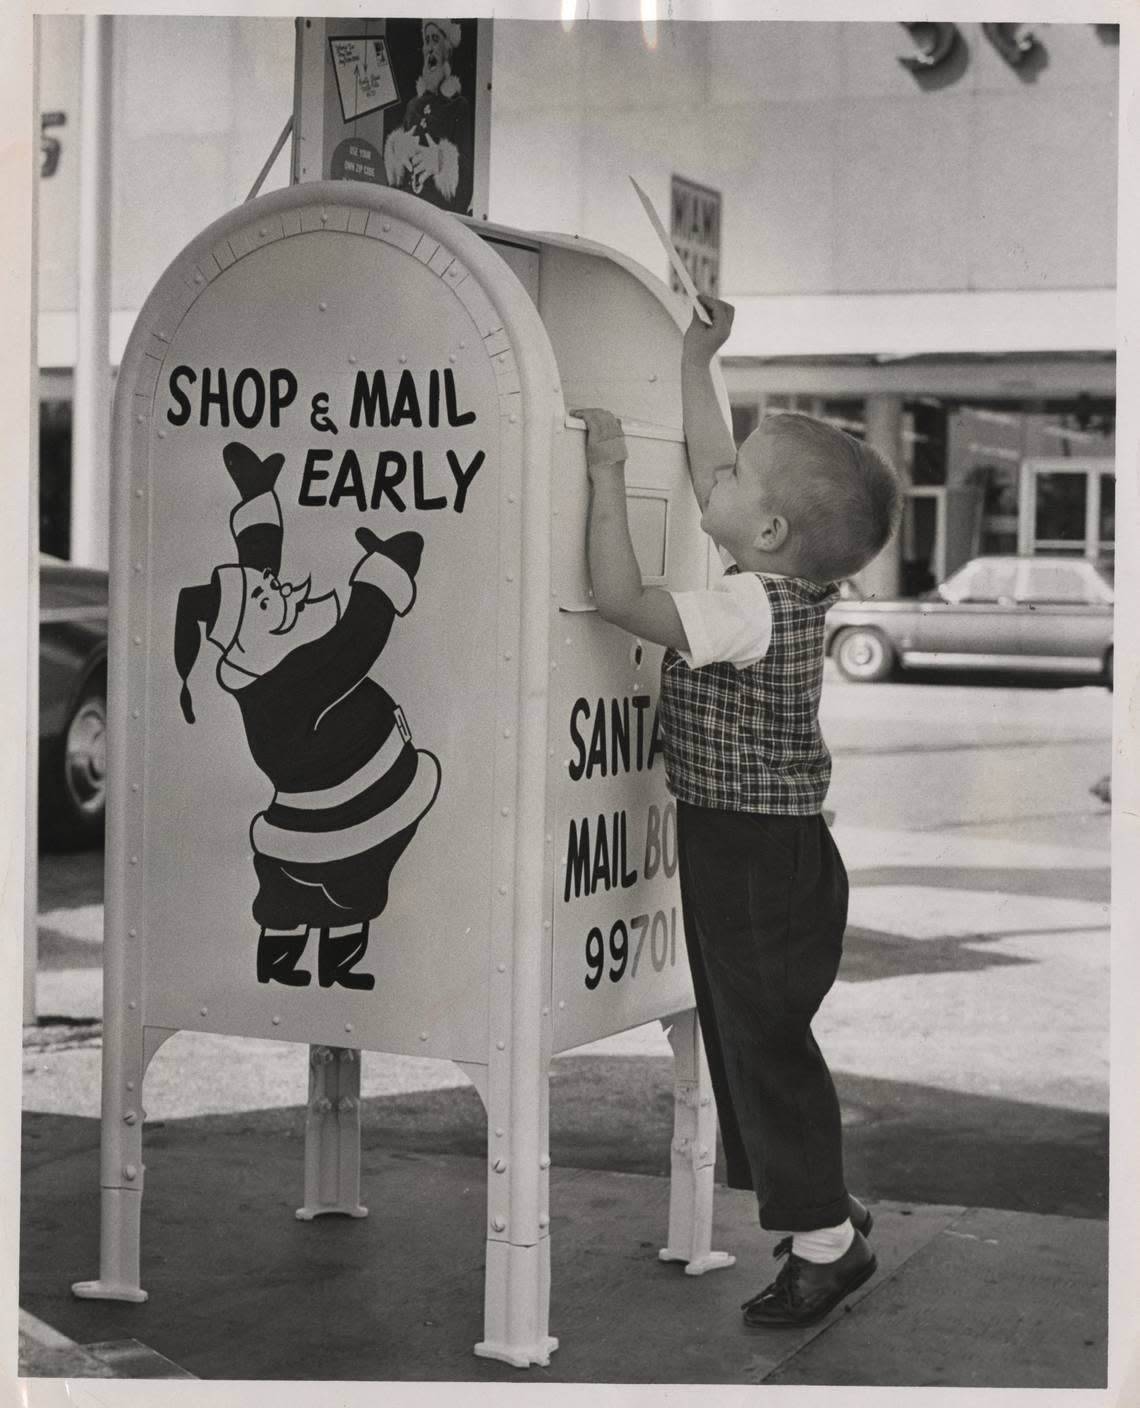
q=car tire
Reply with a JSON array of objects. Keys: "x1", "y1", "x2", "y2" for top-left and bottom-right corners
[
  {"x1": 834, "y1": 627, "x2": 895, "y2": 683},
  {"x1": 40, "y1": 673, "x2": 107, "y2": 850}
]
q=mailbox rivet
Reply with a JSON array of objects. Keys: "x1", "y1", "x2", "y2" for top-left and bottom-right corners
[
  {"x1": 565, "y1": 637, "x2": 572, "y2": 646},
  {"x1": 493, "y1": 1158, "x2": 506, "y2": 1173},
  {"x1": 320, "y1": 211, "x2": 328, "y2": 223},
  {"x1": 699, "y1": 1146, "x2": 710, "y2": 1159},
  {"x1": 195, "y1": 273, "x2": 204, "y2": 284},
  {"x1": 128, "y1": 927, "x2": 137, "y2": 938},
  {"x1": 129, "y1": 855, "x2": 139, "y2": 865},
  {"x1": 509, "y1": 414, "x2": 517, "y2": 424},
  {"x1": 507, "y1": 494, "x2": 516, "y2": 504},
  {"x1": 124, "y1": 1165, "x2": 138, "y2": 1181},
  {"x1": 502, "y1": 728, "x2": 511, "y2": 738},
  {"x1": 649, "y1": 372, "x2": 658, "y2": 382},
  {"x1": 345, "y1": 1023, "x2": 354, "y2": 1034},
  {"x1": 505, "y1": 572, "x2": 514, "y2": 583},
  {"x1": 497, "y1": 962, "x2": 505, "y2": 973},
  {"x1": 399, "y1": 354, "x2": 408, "y2": 364},
  {"x1": 542, "y1": 1006, "x2": 549, "y2": 1016},
  {"x1": 498, "y1": 884, "x2": 507, "y2": 895},
  {"x1": 558, "y1": 1000, "x2": 566, "y2": 1011},
  {"x1": 540, "y1": 1155, "x2": 551, "y2": 1169},
  {"x1": 545, "y1": 834, "x2": 552, "y2": 844},
  {"x1": 157, "y1": 429, "x2": 166, "y2": 439},
  {"x1": 700, "y1": 1095, "x2": 711, "y2": 1106},
  {"x1": 128, "y1": 1000, "x2": 137, "y2": 1011},
  {"x1": 496, "y1": 1040, "x2": 505, "y2": 1051},
  {"x1": 491, "y1": 1216, "x2": 506, "y2": 1232},
  {"x1": 132, "y1": 709, "x2": 139, "y2": 719},
  {"x1": 131, "y1": 783, "x2": 140, "y2": 793},
  {"x1": 348, "y1": 354, "x2": 357, "y2": 364},
  {"x1": 382, "y1": 222, "x2": 391, "y2": 232},
  {"x1": 543, "y1": 921, "x2": 551, "y2": 932},
  {"x1": 459, "y1": 340, "x2": 467, "y2": 349},
  {"x1": 200, "y1": 1007, "x2": 208, "y2": 1017},
  {"x1": 135, "y1": 489, "x2": 144, "y2": 498},
  {"x1": 133, "y1": 636, "x2": 142, "y2": 646},
  {"x1": 124, "y1": 1112, "x2": 137, "y2": 1125},
  {"x1": 126, "y1": 1082, "x2": 135, "y2": 1091},
  {"x1": 500, "y1": 806, "x2": 509, "y2": 816},
  {"x1": 495, "y1": 1128, "x2": 504, "y2": 1137},
  {"x1": 503, "y1": 651, "x2": 512, "y2": 661},
  {"x1": 133, "y1": 563, "x2": 143, "y2": 573},
  {"x1": 420, "y1": 1032, "x2": 428, "y2": 1042},
  {"x1": 319, "y1": 301, "x2": 327, "y2": 311},
  {"x1": 272, "y1": 1016, "x2": 281, "y2": 1026},
  {"x1": 449, "y1": 355, "x2": 457, "y2": 364},
  {"x1": 259, "y1": 227, "x2": 267, "y2": 237},
  {"x1": 136, "y1": 413, "x2": 144, "y2": 424}
]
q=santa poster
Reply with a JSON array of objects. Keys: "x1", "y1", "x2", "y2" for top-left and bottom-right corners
[{"x1": 301, "y1": 18, "x2": 491, "y2": 220}]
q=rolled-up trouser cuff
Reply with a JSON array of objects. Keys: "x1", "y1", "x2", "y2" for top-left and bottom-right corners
[{"x1": 759, "y1": 1192, "x2": 853, "y2": 1233}]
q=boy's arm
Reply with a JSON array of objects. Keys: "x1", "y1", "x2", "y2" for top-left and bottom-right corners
[
  {"x1": 681, "y1": 295, "x2": 736, "y2": 512},
  {"x1": 574, "y1": 408, "x2": 690, "y2": 653}
]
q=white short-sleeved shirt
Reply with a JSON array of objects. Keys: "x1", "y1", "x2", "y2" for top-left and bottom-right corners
[{"x1": 669, "y1": 571, "x2": 773, "y2": 670}]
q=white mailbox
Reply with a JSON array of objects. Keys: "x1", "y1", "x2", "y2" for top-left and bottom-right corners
[{"x1": 73, "y1": 180, "x2": 734, "y2": 1367}]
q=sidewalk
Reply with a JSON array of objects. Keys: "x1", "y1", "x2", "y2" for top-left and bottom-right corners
[
  {"x1": 20, "y1": 809, "x2": 1111, "y2": 1387},
  {"x1": 19, "y1": 1107, "x2": 1108, "y2": 1387}
]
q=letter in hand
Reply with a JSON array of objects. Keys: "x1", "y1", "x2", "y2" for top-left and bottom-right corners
[
  {"x1": 683, "y1": 294, "x2": 735, "y2": 363},
  {"x1": 572, "y1": 407, "x2": 628, "y2": 479}
]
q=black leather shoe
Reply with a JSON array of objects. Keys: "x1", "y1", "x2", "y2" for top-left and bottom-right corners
[
  {"x1": 849, "y1": 1194, "x2": 874, "y2": 1239},
  {"x1": 742, "y1": 1230, "x2": 876, "y2": 1329}
]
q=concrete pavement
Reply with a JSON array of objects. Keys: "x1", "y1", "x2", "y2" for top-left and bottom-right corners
[{"x1": 19, "y1": 675, "x2": 1115, "y2": 1388}]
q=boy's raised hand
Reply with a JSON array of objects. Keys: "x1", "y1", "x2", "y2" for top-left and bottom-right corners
[
  {"x1": 572, "y1": 407, "x2": 628, "y2": 477},
  {"x1": 683, "y1": 294, "x2": 735, "y2": 363}
]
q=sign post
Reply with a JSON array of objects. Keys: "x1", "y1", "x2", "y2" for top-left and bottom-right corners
[{"x1": 72, "y1": 179, "x2": 734, "y2": 1366}]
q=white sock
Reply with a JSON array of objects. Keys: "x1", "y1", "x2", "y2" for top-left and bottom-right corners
[{"x1": 791, "y1": 1218, "x2": 855, "y2": 1264}]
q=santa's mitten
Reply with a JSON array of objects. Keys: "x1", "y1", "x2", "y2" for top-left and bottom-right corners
[
  {"x1": 223, "y1": 442, "x2": 285, "y2": 501},
  {"x1": 353, "y1": 528, "x2": 426, "y2": 615}
]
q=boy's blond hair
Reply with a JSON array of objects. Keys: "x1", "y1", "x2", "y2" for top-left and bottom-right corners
[{"x1": 751, "y1": 412, "x2": 903, "y2": 582}]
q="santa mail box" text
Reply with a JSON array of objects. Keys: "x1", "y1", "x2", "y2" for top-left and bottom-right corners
[{"x1": 75, "y1": 180, "x2": 735, "y2": 1366}]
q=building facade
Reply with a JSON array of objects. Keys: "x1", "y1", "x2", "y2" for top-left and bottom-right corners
[{"x1": 37, "y1": 18, "x2": 1117, "y2": 588}]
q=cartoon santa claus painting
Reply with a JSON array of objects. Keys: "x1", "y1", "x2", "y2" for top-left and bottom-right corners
[
  {"x1": 174, "y1": 441, "x2": 440, "y2": 991},
  {"x1": 383, "y1": 19, "x2": 474, "y2": 213}
]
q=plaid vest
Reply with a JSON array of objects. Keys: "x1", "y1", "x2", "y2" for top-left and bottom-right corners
[{"x1": 659, "y1": 570, "x2": 839, "y2": 814}]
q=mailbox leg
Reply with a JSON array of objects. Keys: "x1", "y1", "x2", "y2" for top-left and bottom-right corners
[
  {"x1": 659, "y1": 1009, "x2": 735, "y2": 1276},
  {"x1": 295, "y1": 1045, "x2": 368, "y2": 1220},
  {"x1": 72, "y1": 1026, "x2": 174, "y2": 1302},
  {"x1": 468, "y1": 1061, "x2": 557, "y2": 1368}
]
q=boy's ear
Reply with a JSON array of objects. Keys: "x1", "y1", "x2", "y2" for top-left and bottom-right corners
[{"x1": 752, "y1": 513, "x2": 789, "y2": 552}]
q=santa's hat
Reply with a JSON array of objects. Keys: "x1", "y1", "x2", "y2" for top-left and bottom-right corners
[{"x1": 423, "y1": 18, "x2": 461, "y2": 49}]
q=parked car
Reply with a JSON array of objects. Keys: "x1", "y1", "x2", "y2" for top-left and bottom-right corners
[
  {"x1": 825, "y1": 555, "x2": 1114, "y2": 686},
  {"x1": 38, "y1": 554, "x2": 108, "y2": 848}
]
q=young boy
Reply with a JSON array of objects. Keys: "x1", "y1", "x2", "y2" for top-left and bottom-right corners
[{"x1": 574, "y1": 294, "x2": 902, "y2": 1330}]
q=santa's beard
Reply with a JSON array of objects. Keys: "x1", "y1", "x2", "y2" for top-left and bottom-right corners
[
  {"x1": 421, "y1": 54, "x2": 450, "y2": 92},
  {"x1": 230, "y1": 589, "x2": 341, "y2": 677}
]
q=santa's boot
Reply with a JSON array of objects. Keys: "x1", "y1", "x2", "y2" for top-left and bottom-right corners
[
  {"x1": 318, "y1": 924, "x2": 375, "y2": 991},
  {"x1": 256, "y1": 927, "x2": 311, "y2": 986}
]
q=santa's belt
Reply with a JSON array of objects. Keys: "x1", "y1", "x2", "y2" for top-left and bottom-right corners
[
  {"x1": 252, "y1": 751, "x2": 439, "y2": 864},
  {"x1": 274, "y1": 726, "x2": 407, "y2": 811}
]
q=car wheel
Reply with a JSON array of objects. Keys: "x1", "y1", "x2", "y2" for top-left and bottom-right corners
[
  {"x1": 1104, "y1": 648, "x2": 1113, "y2": 692},
  {"x1": 40, "y1": 675, "x2": 107, "y2": 850},
  {"x1": 834, "y1": 627, "x2": 895, "y2": 683}
]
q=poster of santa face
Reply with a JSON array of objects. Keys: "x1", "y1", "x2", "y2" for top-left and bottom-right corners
[{"x1": 306, "y1": 18, "x2": 491, "y2": 220}]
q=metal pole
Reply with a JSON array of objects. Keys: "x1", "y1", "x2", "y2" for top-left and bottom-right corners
[
  {"x1": 245, "y1": 114, "x2": 293, "y2": 203},
  {"x1": 24, "y1": 19, "x2": 43, "y2": 1026},
  {"x1": 71, "y1": 14, "x2": 113, "y2": 569}
]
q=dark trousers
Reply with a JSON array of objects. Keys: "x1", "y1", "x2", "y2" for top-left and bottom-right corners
[{"x1": 677, "y1": 801, "x2": 851, "y2": 1232}]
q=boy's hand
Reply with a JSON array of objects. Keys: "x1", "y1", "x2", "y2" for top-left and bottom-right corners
[
  {"x1": 683, "y1": 295, "x2": 734, "y2": 363},
  {"x1": 572, "y1": 407, "x2": 628, "y2": 478}
]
